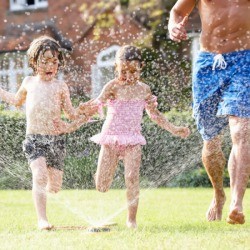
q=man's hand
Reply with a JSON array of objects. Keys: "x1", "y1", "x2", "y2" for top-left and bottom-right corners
[{"x1": 168, "y1": 16, "x2": 188, "y2": 42}]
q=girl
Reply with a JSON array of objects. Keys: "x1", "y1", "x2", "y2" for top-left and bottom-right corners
[
  {"x1": 0, "y1": 36, "x2": 95, "y2": 230},
  {"x1": 91, "y1": 45, "x2": 190, "y2": 228}
]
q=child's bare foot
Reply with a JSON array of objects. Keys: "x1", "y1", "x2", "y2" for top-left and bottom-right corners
[
  {"x1": 126, "y1": 220, "x2": 137, "y2": 229},
  {"x1": 226, "y1": 209, "x2": 245, "y2": 225},
  {"x1": 206, "y1": 192, "x2": 226, "y2": 221},
  {"x1": 38, "y1": 219, "x2": 53, "y2": 230}
]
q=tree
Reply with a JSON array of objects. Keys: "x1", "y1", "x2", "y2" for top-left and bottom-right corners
[{"x1": 79, "y1": 0, "x2": 192, "y2": 111}]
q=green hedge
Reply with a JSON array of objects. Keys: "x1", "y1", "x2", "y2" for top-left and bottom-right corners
[
  {"x1": 0, "y1": 110, "x2": 102, "y2": 190},
  {"x1": 0, "y1": 109, "x2": 235, "y2": 189}
]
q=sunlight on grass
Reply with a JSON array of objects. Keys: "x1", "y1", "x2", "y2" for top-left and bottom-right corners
[{"x1": 0, "y1": 188, "x2": 249, "y2": 249}]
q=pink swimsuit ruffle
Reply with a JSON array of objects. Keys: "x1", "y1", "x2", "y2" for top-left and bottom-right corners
[
  {"x1": 91, "y1": 97, "x2": 157, "y2": 146},
  {"x1": 91, "y1": 133, "x2": 146, "y2": 145}
]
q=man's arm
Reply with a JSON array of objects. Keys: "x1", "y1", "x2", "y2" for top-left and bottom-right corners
[{"x1": 168, "y1": 0, "x2": 196, "y2": 42}]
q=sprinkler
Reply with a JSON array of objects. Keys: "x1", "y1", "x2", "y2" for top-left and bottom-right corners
[
  {"x1": 87, "y1": 222, "x2": 117, "y2": 232},
  {"x1": 87, "y1": 227, "x2": 111, "y2": 233}
]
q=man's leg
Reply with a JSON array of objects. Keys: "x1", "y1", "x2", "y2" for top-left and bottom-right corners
[
  {"x1": 30, "y1": 157, "x2": 52, "y2": 230},
  {"x1": 227, "y1": 117, "x2": 250, "y2": 224},
  {"x1": 202, "y1": 136, "x2": 226, "y2": 221}
]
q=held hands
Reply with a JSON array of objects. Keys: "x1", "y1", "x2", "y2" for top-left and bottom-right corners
[
  {"x1": 52, "y1": 99, "x2": 100, "y2": 135},
  {"x1": 53, "y1": 115, "x2": 88, "y2": 134},
  {"x1": 79, "y1": 99, "x2": 98, "y2": 116},
  {"x1": 172, "y1": 126, "x2": 190, "y2": 139},
  {"x1": 168, "y1": 16, "x2": 188, "y2": 42}
]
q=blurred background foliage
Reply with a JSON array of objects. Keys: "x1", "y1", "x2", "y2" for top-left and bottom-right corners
[
  {"x1": 0, "y1": 109, "x2": 236, "y2": 190},
  {"x1": 80, "y1": 0, "x2": 192, "y2": 112},
  {"x1": 0, "y1": 1, "x2": 240, "y2": 190}
]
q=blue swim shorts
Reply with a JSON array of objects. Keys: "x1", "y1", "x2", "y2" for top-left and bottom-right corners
[{"x1": 192, "y1": 50, "x2": 250, "y2": 140}]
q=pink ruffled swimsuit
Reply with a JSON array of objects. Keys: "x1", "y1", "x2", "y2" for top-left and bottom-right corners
[{"x1": 90, "y1": 99, "x2": 147, "y2": 146}]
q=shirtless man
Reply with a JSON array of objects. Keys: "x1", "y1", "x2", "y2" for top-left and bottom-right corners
[
  {"x1": 0, "y1": 36, "x2": 95, "y2": 229},
  {"x1": 168, "y1": 0, "x2": 250, "y2": 224}
]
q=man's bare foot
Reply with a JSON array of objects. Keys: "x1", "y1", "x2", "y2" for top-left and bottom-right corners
[
  {"x1": 226, "y1": 209, "x2": 245, "y2": 225},
  {"x1": 38, "y1": 219, "x2": 53, "y2": 230},
  {"x1": 126, "y1": 220, "x2": 137, "y2": 229},
  {"x1": 206, "y1": 192, "x2": 226, "y2": 221}
]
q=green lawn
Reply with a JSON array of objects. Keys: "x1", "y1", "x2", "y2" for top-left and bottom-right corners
[{"x1": 0, "y1": 188, "x2": 249, "y2": 250}]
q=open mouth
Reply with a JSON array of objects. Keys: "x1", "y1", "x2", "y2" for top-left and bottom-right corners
[{"x1": 46, "y1": 72, "x2": 53, "y2": 76}]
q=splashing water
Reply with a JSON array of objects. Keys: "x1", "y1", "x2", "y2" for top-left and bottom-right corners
[
  {"x1": 0, "y1": 120, "x2": 206, "y2": 228},
  {"x1": 0, "y1": 2, "x2": 229, "y2": 229},
  {"x1": 46, "y1": 130, "x2": 204, "y2": 228}
]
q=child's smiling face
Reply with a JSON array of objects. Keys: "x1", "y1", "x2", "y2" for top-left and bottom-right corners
[
  {"x1": 37, "y1": 50, "x2": 59, "y2": 81},
  {"x1": 116, "y1": 60, "x2": 141, "y2": 84}
]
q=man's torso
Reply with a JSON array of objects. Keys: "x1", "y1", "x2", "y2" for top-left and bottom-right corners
[{"x1": 197, "y1": 0, "x2": 250, "y2": 53}]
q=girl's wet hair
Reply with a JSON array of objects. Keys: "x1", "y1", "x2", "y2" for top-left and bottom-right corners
[
  {"x1": 27, "y1": 35, "x2": 65, "y2": 72},
  {"x1": 116, "y1": 45, "x2": 142, "y2": 66}
]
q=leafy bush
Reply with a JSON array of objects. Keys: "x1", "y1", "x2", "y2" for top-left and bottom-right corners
[
  {"x1": 141, "y1": 47, "x2": 192, "y2": 112},
  {"x1": 140, "y1": 110, "x2": 204, "y2": 187},
  {"x1": 0, "y1": 109, "x2": 239, "y2": 190},
  {"x1": 169, "y1": 167, "x2": 230, "y2": 188},
  {"x1": 0, "y1": 158, "x2": 32, "y2": 189},
  {"x1": 0, "y1": 110, "x2": 102, "y2": 189},
  {"x1": 0, "y1": 110, "x2": 26, "y2": 161}
]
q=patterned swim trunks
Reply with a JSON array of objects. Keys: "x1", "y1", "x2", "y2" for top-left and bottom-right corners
[
  {"x1": 192, "y1": 50, "x2": 250, "y2": 140},
  {"x1": 23, "y1": 134, "x2": 66, "y2": 170}
]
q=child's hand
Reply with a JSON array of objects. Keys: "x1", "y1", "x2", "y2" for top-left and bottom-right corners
[
  {"x1": 53, "y1": 118, "x2": 68, "y2": 134},
  {"x1": 173, "y1": 126, "x2": 190, "y2": 139},
  {"x1": 79, "y1": 100, "x2": 98, "y2": 116},
  {"x1": 79, "y1": 99, "x2": 92, "y2": 110},
  {"x1": 79, "y1": 99, "x2": 96, "y2": 109}
]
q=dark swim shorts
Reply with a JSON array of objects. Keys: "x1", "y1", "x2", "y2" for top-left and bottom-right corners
[
  {"x1": 192, "y1": 50, "x2": 250, "y2": 140},
  {"x1": 22, "y1": 134, "x2": 66, "y2": 170}
]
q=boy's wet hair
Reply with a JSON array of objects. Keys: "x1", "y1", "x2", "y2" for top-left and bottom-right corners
[
  {"x1": 27, "y1": 35, "x2": 65, "y2": 72},
  {"x1": 116, "y1": 45, "x2": 142, "y2": 66}
]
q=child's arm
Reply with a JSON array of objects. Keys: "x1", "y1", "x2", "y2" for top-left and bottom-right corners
[
  {"x1": 60, "y1": 82, "x2": 79, "y2": 120},
  {"x1": 95, "y1": 80, "x2": 115, "y2": 102},
  {"x1": 145, "y1": 89, "x2": 190, "y2": 139},
  {"x1": 61, "y1": 82, "x2": 99, "y2": 120},
  {"x1": 78, "y1": 80, "x2": 115, "y2": 116},
  {"x1": 78, "y1": 99, "x2": 99, "y2": 117},
  {"x1": 0, "y1": 88, "x2": 16, "y2": 105},
  {"x1": 53, "y1": 114, "x2": 89, "y2": 134},
  {"x1": 0, "y1": 78, "x2": 27, "y2": 107}
]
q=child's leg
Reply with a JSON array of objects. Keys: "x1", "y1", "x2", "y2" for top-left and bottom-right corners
[
  {"x1": 95, "y1": 145, "x2": 119, "y2": 192},
  {"x1": 30, "y1": 157, "x2": 52, "y2": 230},
  {"x1": 46, "y1": 166, "x2": 63, "y2": 193},
  {"x1": 123, "y1": 145, "x2": 141, "y2": 228}
]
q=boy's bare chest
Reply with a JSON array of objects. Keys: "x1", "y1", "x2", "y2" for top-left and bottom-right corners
[{"x1": 26, "y1": 83, "x2": 61, "y2": 104}]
